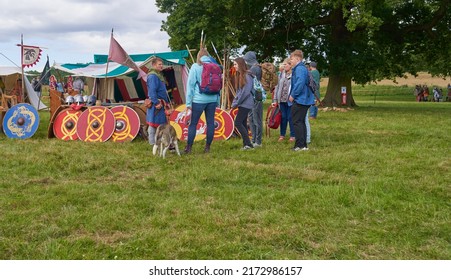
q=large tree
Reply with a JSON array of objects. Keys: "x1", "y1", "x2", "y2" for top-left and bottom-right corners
[{"x1": 156, "y1": 0, "x2": 450, "y2": 106}]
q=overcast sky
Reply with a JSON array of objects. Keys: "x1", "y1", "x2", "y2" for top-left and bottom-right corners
[{"x1": 0, "y1": 0, "x2": 170, "y2": 71}]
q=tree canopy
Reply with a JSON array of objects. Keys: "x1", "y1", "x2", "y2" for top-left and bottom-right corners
[{"x1": 156, "y1": 0, "x2": 450, "y2": 106}]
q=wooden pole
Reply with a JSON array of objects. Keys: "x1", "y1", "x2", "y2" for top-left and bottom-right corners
[
  {"x1": 104, "y1": 29, "x2": 113, "y2": 102},
  {"x1": 186, "y1": 45, "x2": 195, "y2": 64},
  {"x1": 211, "y1": 42, "x2": 223, "y2": 66},
  {"x1": 20, "y1": 34, "x2": 25, "y2": 103}
]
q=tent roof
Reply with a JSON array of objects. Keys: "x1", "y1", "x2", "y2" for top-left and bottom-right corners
[
  {"x1": 93, "y1": 50, "x2": 189, "y2": 65},
  {"x1": 53, "y1": 50, "x2": 189, "y2": 79},
  {"x1": 0, "y1": 66, "x2": 21, "y2": 76}
]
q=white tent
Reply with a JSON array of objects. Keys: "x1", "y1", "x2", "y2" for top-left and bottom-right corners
[{"x1": 0, "y1": 66, "x2": 47, "y2": 110}]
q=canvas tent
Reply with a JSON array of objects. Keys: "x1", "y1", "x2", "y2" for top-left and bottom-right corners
[
  {"x1": 0, "y1": 66, "x2": 47, "y2": 110},
  {"x1": 52, "y1": 50, "x2": 189, "y2": 105}
]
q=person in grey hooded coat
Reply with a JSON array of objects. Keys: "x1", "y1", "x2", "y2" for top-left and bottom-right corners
[{"x1": 243, "y1": 51, "x2": 263, "y2": 147}]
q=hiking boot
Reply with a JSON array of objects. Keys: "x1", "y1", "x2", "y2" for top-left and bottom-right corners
[
  {"x1": 184, "y1": 144, "x2": 192, "y2": 154},
  {"x1": 204, "y1": 144, "x2": 211, "y2": 153}
]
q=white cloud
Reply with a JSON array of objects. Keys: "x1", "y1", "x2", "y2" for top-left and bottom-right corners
[{"x1": 0, "y1": 0, "x2": 170, "y2": 70}]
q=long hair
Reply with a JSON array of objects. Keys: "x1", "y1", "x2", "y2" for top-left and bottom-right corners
[
  {"x1": 196, "y1": 48, "x2": 210, "y2": 65},
  {"x1": 234, "y1": 57, "x2": 248, "y2": 89}
]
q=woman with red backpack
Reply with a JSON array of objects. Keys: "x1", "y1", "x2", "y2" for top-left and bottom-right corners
[{"x1": 184, "y1": 48, "x2": 221, "y2": 154}]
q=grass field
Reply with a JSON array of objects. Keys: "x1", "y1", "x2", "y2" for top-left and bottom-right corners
[{"x1": 0, "y1": 85, "x2": 449, "y2": 260}]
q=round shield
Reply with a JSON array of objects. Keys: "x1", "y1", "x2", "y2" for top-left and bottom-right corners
[
  {"x1": 110, "y1": 106, "x2": 140, "y2": 142},
  {"x1": 48, "y1": 105, "x2": 68, "y2": 138},
  {"x1": 3, "y1": 103, "x2": 40, "y2": 139},
  {"x1": 76, "y1": 106, "x2": 115, "y2": 142},
  {"x1": 169, "y1": 104, "x2": 206, "y2": 142},
  {"x1": 213, "y1": 108, "x2": 234, "y2": 140},
  {"x1": 53, "y1": 108, "x2": 82, "y2": 141}
]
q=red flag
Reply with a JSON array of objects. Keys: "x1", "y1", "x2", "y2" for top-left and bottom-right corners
[
  {"x1": 21, "y1": 45, "x2": 42, "y2": 68},
  {"x1": 108, "y1": 35, "x2": 147, "y2": 80}
]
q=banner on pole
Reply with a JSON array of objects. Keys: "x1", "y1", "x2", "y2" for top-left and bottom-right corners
[
  {"x1": 21, "y1": 45, "x2": 42, "y2": 68},
  {"x1": 108, "y1": 35, "x2": 147, "y2": 80}
]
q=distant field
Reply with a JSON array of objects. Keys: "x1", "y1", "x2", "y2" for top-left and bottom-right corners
[{"x1": 321, "y1": 72, "x2": 450, "y2": 88}]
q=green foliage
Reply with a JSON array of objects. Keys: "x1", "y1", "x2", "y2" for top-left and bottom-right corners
[
  {"x1": 0, "y1": 91, "x2": 450, "y2": 259},
  {"x1": 156, "y1": 0, "x2": 449, "y2": 83}
]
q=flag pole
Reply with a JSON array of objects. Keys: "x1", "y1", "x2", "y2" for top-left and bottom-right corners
[
  {"x1": 104, "y1": 29, "x2": 113, "y2": 102},
  {"x1": 21, "y1": 34, "x2": 25, "y2": 103},
  {"x1": 104, "y1": 28, "x2": 113, "y2": 103}
]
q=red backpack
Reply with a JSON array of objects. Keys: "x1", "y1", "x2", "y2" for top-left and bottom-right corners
[
  {"x1": 199, "y1": 62, "x2": 222, "y2": 95},
  {"x1": 266, "y1": 103, "x2": 282, "y2": 136}
]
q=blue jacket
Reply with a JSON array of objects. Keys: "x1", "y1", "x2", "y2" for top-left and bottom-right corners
[
  {"x1": 186, "y1": 56, "x2": 220, "y2": 107},
  {"x1": 146, "y1": 72, "x2": 169, "y2": 127},
  {"x1": 231, "y1": 74, "x2": 254, "y2": 109},
  {"x1": 290, "y1": 62, "x2": 314, "y2": 106}
]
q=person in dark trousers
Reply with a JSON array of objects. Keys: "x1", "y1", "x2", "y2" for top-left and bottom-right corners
[
  {"x1": 231, "y1": 57, "x2": 254, "y2": 150},
  {"x1": 288, "y1": 50, "x2": 315, "y2": 151},
  {"x1": 184, "y1": 48, "x2": 220, "y2": 154},
  {"x1": 243, "y1": 51, "x2": 263, "y2": 147}
]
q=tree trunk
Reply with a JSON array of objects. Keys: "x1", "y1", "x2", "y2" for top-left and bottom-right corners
[
  {"x1": 322, "y1": 75, "x2": 356, "y2": 107},
  {"x1": 321, "y1": 7, "x2": 357, "y2": 107}
]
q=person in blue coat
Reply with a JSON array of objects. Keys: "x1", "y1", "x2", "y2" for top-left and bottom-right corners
[
  {"x1": 288, "y1": 49, "x2": 315, "y2": 151},
  {"x1": 146, "y1": 57, "x2": 169, "y2": 145}
]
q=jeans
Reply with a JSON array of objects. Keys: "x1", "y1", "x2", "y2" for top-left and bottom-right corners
[
  {"x1": 234, "y1": 107, "x2": 252, "y2": 147},
  {"x1": 248, "y1": 101, "x2": 263, "y2": 145},
  {"x1": 305, "y1": 113, "x2": 311, "y2": 144},
  {"x1": 291, "y1": 103, "x2": 310, "y2": 148},
  {"x1": 309, "y1": 105, "x2": 318, "y2": 118},
  {"x1": 279, "y1": 102, "x2": 294, "y2": 137},
  {"x1": 187, "y1": 102, "x2": 216, "y2": 146}
]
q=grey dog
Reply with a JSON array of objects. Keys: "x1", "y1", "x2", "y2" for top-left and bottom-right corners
[{"x1": 152, "y1": 123, "x2": 181, "y2": 158}]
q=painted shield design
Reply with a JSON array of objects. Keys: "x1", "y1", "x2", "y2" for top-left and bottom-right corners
[
  {"x1": 3, "y1": 103, "x2": 40, "y2": 139},
  {"x1": 53, "y1": 109, "x2": 82, "y2": 141},
  {"x1": 76, "y1": 106, "x2": 115, "y2": 142},
  {"x1": 213, "y1": 108, "x2": 234, "y2": 140},
  {"x1": 110, "y1": 106, "x2": 140, "y2": 142},
  {"x1": 169, "y1": 104, "x2": 206, "y2": 141}
]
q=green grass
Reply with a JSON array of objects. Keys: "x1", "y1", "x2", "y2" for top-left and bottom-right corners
[{"x1": 0, "y1": 86, "x2": 450, "y2": 260}]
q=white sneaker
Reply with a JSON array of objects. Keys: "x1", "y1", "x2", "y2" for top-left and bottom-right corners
[
  {"x1": 293, "y1": 147, "x2": 309, "y2": 152},
  {"x1": 253, "y1": 143, "x2": 262, "y2": 148},
  {"x1": 241, "y1": 145, "x2": 254, "y2": 150}
]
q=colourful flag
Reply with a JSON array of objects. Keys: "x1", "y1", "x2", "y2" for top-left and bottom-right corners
[
  {"x1": 22, "y1": 45, "x2": 42, "y2": 68},
  {"x1": 108, "y1": 35, "x2": 147, "y2": 80}
]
